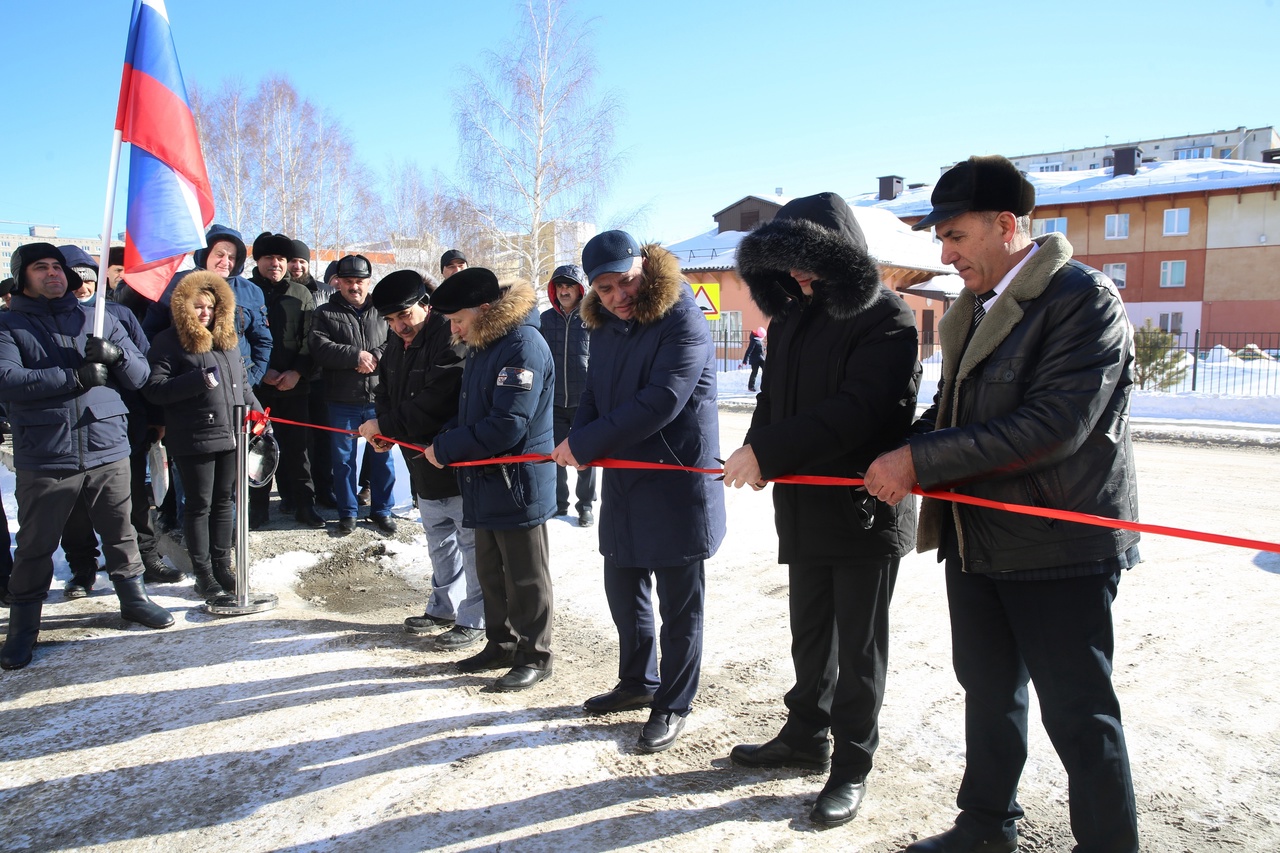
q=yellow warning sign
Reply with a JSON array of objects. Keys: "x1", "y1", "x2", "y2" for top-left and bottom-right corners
[{"x1": 692, "y1": 282, "x2": 720, "y2": 320}]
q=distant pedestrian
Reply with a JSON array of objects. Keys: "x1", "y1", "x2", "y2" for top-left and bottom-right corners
[
  {"x1": 537, "y1": 263, "x2": 596, "y2": 527},
  {"x1": 741, "y1": 326, "x2": 765, "y2": 392},
  {"x1": 440, "y1": 249, "x2": 468, "y2": 280}
]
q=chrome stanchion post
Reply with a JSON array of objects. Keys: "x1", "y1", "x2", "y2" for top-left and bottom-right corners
[{"x1": 206, "y1": 405, "x2": 278, "y2": 616}]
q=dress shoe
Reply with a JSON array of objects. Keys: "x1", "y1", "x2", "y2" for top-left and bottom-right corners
[
  {"x1": 357, "y1": 486, "x2": 371, "y2": 506},
  {"x1": 369, "y1": 514, "x2": 397, "y2": 535},
  {"x1": 578, "y1": 508, "x2": 594, "y2": 528},
  {"x1": 556, "y1": 505, "x2": 570, "y2": 516},
  {"x1": 904, "y1": 825, "x2": 1018, "y2": 853},
  {"x1": 809, "y1": 778, "x2": 866, "y2": 828},
  {"x1": 142, "y1": 553, "x2": 183, "y2": 584},
  {"x1": 404, "y1": 613, "x2": 454, "y2": 634},
  {"x1": 457, "y1": 644, "x2": 515, "y2": 673},
  {"x1": 583, "y1": 684, "x2": 655, "y2": 714},
  {"x1": 295, "y1": 504, "x2": 326, "y2": 530},
  {"x1": 637, "y1": 710, "x2": 687, "y2": 753},
  {"x1": 730, "y1": 736, "x2": 831, "y2": 772},
  {"x1": 335, "y1": 516, "x2": 356, "y2": 536},
  {"x1": 63, "y1": 580, "x2": 92, "y2": 599},
  {"x1": 435, "y1": 625, "x2": 485, "y2": 650},
  {"x1": 495, "y1": 663, "x2": 552, "y2": 691}
]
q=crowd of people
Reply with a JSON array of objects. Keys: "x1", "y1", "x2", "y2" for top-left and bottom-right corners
[{"x1": 0, "y1": 155, "x2": 1143, "y2": 850}]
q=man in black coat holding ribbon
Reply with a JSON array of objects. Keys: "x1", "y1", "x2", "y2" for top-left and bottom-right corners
[
  {"x1": 722, "y1": 192, "x2": 920, "y2": 828},
  {"x1": 864, "y1": 156, "x2": 1140, "y2": 853}
]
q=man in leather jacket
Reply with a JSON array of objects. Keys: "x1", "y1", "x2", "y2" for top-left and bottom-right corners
[{"x1": 864, "y1": 155, "x2": 1140, "y2": 853}]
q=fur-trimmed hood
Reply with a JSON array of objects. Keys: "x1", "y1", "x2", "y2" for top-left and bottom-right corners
[
  {"x1": 736, "y1": 192, "x2": 883, "y2": 320},
  {"x1": 580, "y1": 244, "x2": 684, "y2": 329},
  {"x1": 460, "y1": 281, "x2": 539, "y2": 350},
  {"x1": 171, "y1": 270, "x2": 239, "y2": 354}
]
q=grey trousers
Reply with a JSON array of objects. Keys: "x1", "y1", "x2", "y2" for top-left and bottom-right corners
[
  {"x1": 418, "y1": 495, "x2": 484, "y2": 630},
  {"x1": 9, "y1": 457, "x2": 143, "y2": 603}
]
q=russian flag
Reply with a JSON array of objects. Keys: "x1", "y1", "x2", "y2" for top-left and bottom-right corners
[{"x1": 114, "y1": 0, "x2": 214, "y2": 300}]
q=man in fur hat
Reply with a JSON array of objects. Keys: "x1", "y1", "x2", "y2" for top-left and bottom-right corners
[
  {"x1": 722, "y1": 192, "x2": 921, "y2": 828},
  {"x1": 424, "y1": 267, "x2": 556, "y2": 691},
  {"x1": 864, "y1": 155, "x2": 1140, "y2": 853},
  {"x1": 551, "y1": 230, "x2": 726, "y2": 754}
]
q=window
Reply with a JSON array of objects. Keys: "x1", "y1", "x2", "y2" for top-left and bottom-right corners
[
  {"x1": 1218, "y1": 148, "x2": 1232, "y2": 159},
  {"x1": 1163, "y1": 208, "x2": 1190, "y2": 236},
  {"x1": 1032, "y1": 217, "x2": 1068, "y2": 238},
  {"x1": 1104, "y1": 214, "x2": 1129, "y2": 239},
  {"x1": 1159, "y1": 312, "x2": 1183, "y2": 334},
  {"x1": 1160, "y1": 260, "x2": 1187, "y2": 288},
  {"x1": 1030, "y1": 162, "x2": 1062, "y2": 173},
  {"x1": 1174, "y1": 147, "x2": 1213, "y2": 160},
  {"x1": 1102, "y1": 262, "x2": 1127, "y2": 289}
]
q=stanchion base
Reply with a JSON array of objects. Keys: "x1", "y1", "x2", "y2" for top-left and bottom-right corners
[{"x1": 203, "y1": 591, "x2": 279, "y2": 616}]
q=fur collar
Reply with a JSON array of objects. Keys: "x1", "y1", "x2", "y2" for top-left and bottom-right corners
[
  {"x1": 461, "y1": 281, "x2": 538, "y2": 350},
  {"x1": 580, "y1": 244, "x2": 684, "y2": 329},
  {"x1": 736, "y1": 216, "x2": 883, "y2": 320},
  {"x1": 171, "y1": 270, "x2": 239, "y2": 354}
]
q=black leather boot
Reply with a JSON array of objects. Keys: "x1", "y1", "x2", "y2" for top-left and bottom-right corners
[
  {"x1": 212, "y1": 560, "x2": 236, "y2": 595},
  {"x1": 112, "y1": 575, "x2": 175, "y2": 629},
  {"x1": 1, "y1": 600, "x2": 43, "y2": 669}
]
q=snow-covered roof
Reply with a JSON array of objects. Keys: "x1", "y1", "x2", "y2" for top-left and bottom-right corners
[
  {"x1": 907, "y1": 273, "x2": 964, "y2": 300},
  {"x1": 711, "y1": 194, "x2": 793, "y2": 218},
  {"x1": 854, "y1": 158, "x2": 1280, "y2": 219},
  {"x1": 667, "y1": 206, "x2": 951, "y2": 275}
]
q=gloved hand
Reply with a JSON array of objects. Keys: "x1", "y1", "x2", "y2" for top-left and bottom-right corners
[
  {"x1": 202, "y1": 365, "x2": 221, "y2": 389},
  {"x1": 84, "y1": 336, "x2": 124, "y2": 367},
  {"x1": 76, "y1": 362, "x2": 110, "y2": 389},
  {"x1": 246, "y1": 406, "x2": 271, "y2": 436}
]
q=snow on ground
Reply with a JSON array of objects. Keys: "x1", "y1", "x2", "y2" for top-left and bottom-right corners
[{"x1": 2, "y1": 393, "x2": 1280, "y2": 852}]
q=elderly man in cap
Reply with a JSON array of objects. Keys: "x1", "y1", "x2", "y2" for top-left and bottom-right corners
[
  {"x1": 360, "y1": 270, "x2": 485, "y2": 652},
  {"x1": 864, "y1": 155, "x2": 1140, "y2": 853},
  {"x1": 537, "y1": 263, "x2": 596, "y2": 527},
  {"x1": 310, "y1": 254, "x2": 395, "y2": 536},
  {"x1": 440, "y1": 249, "x2": 468, "y2": 280},
  {"x1": 424, "y1": 268, "x2": 556, "y2": 691},
  {"x1": 721, "y1": 192, "x2": 921, "y2": 828},
  {"x1": 0, "y1": 243, "x2": 173, "y2": 670},
  {"x1": 248, "y1": 232, "x2": 323, "y2": 530},
  {"x1": 551, "y1": 230, "x2": 725, "y2": 753}
]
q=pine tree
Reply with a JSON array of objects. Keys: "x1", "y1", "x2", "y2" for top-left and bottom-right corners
[{"x1": 1134, "y1": 320, "x2": 1189, "y2": 390}]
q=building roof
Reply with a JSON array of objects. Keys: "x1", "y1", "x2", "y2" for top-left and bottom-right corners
[
  {"x1": 711, "y1": 194, "x2": 792, "y2": 218},
  {"x1": 667, "y1": 205, "x2": 950, "y2": 275},
  {"x1": 855, "y1": 158, "x2": 1280, "y2": 219}
]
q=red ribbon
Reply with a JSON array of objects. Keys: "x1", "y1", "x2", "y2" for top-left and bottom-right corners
[{"x1": 251, "y1": 413, "x2": 1280, "y2": 555}]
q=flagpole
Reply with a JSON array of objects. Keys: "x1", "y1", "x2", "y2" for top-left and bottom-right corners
[{"x1": 93, "y1": 128, "x2": 125, "y2": 340}]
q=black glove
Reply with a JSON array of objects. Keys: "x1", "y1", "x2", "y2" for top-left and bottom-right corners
[
  {"x1": 76, "y1": 362, "x2": 110, "y2": 389},
  {"x1": 85, "y1": 336, "x2": 124, "y2": 367}
]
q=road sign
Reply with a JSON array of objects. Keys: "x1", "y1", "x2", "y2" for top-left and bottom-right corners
[{"x1": 693, "y1": 282, "x2": 720, "y2": 320}]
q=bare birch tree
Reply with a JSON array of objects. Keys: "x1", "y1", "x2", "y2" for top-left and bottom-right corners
[{"x1": 454, "y1": 0, "x2": 621, "y2": 285}]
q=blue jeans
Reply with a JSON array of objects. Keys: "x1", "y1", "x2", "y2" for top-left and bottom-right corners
[{"x1": 328, "y1": 402, "x2": 395, "y2": 518}]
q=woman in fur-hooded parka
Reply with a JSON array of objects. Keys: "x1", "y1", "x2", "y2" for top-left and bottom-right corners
[
  {"x1": 145, "y1": 271, "x2": 261, "y2": 594},
  {"x1": 736, "y1": 192, "x2": 920, "y2": 563}
]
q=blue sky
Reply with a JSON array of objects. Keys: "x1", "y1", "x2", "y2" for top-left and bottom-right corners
[{"x1": 1, "y1": 0, "x2": 1276, "y2": 246}]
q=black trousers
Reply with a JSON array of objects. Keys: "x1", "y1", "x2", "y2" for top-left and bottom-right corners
[
  {"x1": 603, "y1": 557, "x2": 705, "y2": 715},
  {"x1": 9, "y1": 458, "x2": 143, "y2": 602},
  {"x1": 58, "y1": 445, "x2": 160, "y2": 581},
  {"x1": 552, "y1": 406, "x2": 596, "y2": 513},
  {"x1": 945, "y1": 558, "x2": 1138, "y2": 853},
  {"x1": 474, "y1": 525, "x2": 552, "y2": 668},
  {"x1": 173, "y1": 451, "x2": 237, "y2": 574},
  {"x1": 781, "y1": 558, "x2": 899, "y2": 783},
  {"x1": 0, "y1": 489, "x2": 12, "y2": 590},
  {"x1": 250, "y1": 390, "x2": 314, "y2": 509}
]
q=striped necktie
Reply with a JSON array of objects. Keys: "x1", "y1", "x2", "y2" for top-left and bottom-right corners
[{"x1": 973, "y1": 290, "x2": 997, "y2": 327}]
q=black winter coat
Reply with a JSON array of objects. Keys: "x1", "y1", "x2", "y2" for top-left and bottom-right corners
[
  {"x1": 737, "y1": 192, "x2": 920, "y2": 563},
  {"x1": 252, "y1": 271, "x2": 315, "y2": 397},
  {"x1": 309, "y1": 292, "x2": 389, "y2": 404},
  {"x1": 144, "y1": 272, "x2": 260, "y2": 456},
  {"x1": 539, "y1": 286, "x2": 590, "y2": 408},
  {"x1": 375, "y1": 311, "x2": 465, "y2": 501},
  {"x1": 910, "y1": 233, "x2": 1140, "y2": 574}
]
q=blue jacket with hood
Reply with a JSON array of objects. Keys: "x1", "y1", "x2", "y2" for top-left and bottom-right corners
[
  {"x1": 0, "y1": 284, "x2": 150, "y2": 472},
  {"x1": 142, "y1": 224, "x2": 272, "y2": 385}
]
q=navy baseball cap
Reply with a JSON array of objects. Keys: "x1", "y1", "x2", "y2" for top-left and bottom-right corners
[{"x1": 582, "y1": 230, "x2": 641, "y2": 284}]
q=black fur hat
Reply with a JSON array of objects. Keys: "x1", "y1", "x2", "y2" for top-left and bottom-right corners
[
  {"x1": 252, "y1": 232, "x2": 294, "y2": 260},
  {"x1": 913, "y1": 155, "x2": 1035, "y2": 231},
  {"x1": 430, "y1": 267, "x2": 500, "y2": 314}
]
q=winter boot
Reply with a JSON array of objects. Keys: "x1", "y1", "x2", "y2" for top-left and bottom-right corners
[
  {"x1": 1, "y1": 601, "x2": 43, "y2": 670},
  {"x1": 212, "y1": 560, "x2": 237, "y2": 595},
  {"x1": 112, "y1": 575, "x2": 175, "y2": 629},
  {"x1": 142, "y1": 551, "x2": 183, "y2": 584},
  {"x1": 192, "y1": 566, "x2": 225, "y2": 598}
]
